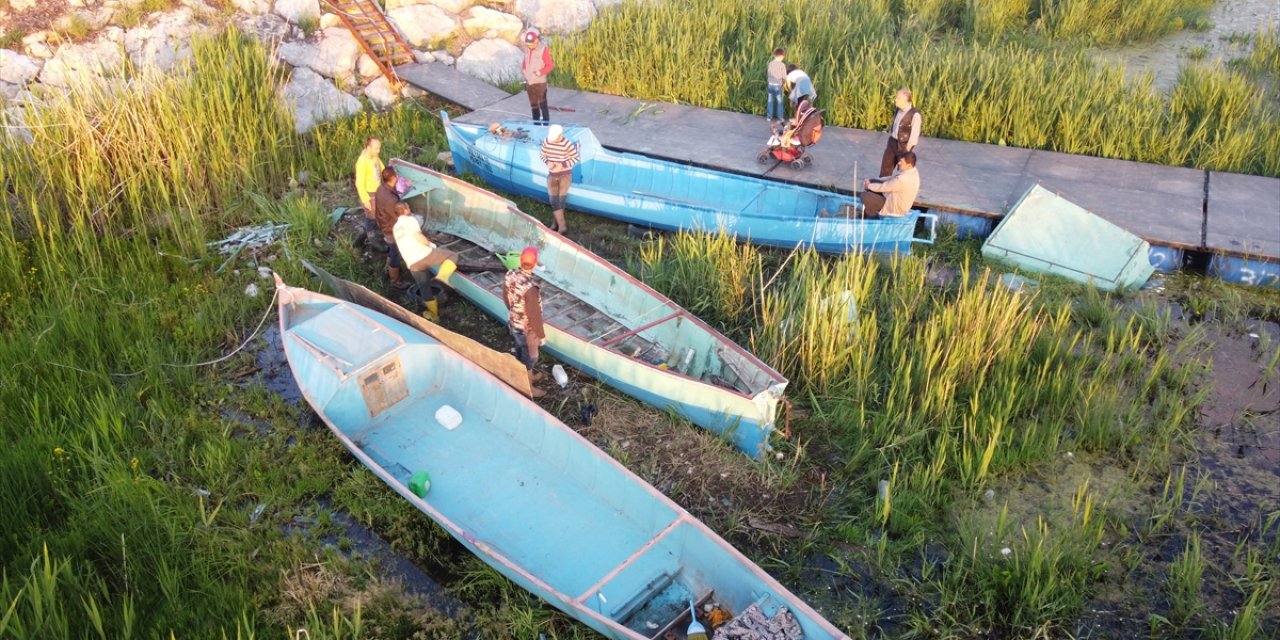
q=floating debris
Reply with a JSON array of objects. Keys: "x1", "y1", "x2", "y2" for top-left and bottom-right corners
[{"x1": 209, "y1": 223, "x2": 291, "y2": 273}]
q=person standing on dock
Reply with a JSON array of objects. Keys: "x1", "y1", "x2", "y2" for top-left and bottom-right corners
[
  {"x1": 522, "y1": 28, "x2": 554, "y2": 125},
  {"x1": 881, "y1": 88, "x2": 922, "y2": 178},
  {"x1": 374, "y1": 166, "x2": 409, "y2": 290},
  {"x1": 766, "y1": 48, "x2": 787, "y2": 122},
  {"x1": 504, "y1": 247, "x2": 548, "y2": 398},
  {"x1": 860, "y1": 151, "x2": 920, "y2": 219},
  {"x1": 354, "y1": 137, "x2": 386, "y2": 252},
  {"x1": 784, "y1": 64, "x2": 816, "y2": 109},
  {"x1": 539, "y1": 124, "x2": 579, "y2": 234}
]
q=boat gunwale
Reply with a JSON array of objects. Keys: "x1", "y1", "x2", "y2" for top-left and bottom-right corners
[
  {"x1": 277, "y1": 282, "x2": 847, "y2": 639},
  {"x1": 389, "y1": 156, "x2": 788, "y2": 395}
]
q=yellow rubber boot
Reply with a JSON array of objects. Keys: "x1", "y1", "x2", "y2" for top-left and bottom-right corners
[
  {"x1": 422, "y1": 299, "x2": 440, "y2": 322},
  {"x1": 435, "y1": 259, "x2": 457, "y2": 284}
]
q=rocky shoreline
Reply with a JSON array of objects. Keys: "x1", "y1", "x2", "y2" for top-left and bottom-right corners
[{"x1": 0, "y1": 0, "x2": 629, "y2": 134}]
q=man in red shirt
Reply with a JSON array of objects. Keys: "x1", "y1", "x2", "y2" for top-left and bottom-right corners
[{"x1": 521, "y1": 28, "x2": 554, "y2": 125}]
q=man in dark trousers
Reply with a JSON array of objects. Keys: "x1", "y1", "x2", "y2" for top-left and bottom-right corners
[
  {"x1": 373, "y1": 166, "x2": 408, "y2": 290},
  {"x1": 881, "y1": 88, "x2": 922, "y2": 178},
  {"x1": 521, "y1": 28, "x2": 554, "y2": 125},
  {"x1": 861, "y1": 152, "x2": 920, "y2": 219},
  {"x1": 503, "y1": 246, "x2": 547, "y2": 398}
]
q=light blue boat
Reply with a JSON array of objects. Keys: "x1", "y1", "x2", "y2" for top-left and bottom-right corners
[
  {"x1": 442, "y1": 112, "x2": 936, "y2": 255},
  {"x1": 391, "y1": 158, "x2": 788, "y2": 458},
  {"x1": 275, "y1": 279, "x2": 850, "y2": 640}
]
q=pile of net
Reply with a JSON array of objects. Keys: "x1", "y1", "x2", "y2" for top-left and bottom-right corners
[{"x1": 711, "y1": 604, "x2": 803, "y2": 639}]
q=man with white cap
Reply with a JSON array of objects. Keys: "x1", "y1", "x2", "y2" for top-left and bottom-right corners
[
  {"x1": 521, "y1": 27, "x2": 554, "y2": 125},
  {"x1": 539, "y1": 124, "x2": 579, "y2": 234}
]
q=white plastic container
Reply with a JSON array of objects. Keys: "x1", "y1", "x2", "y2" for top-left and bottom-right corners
[{"x1": 435, "y1": 404, "x2": 462, "y2": 430}]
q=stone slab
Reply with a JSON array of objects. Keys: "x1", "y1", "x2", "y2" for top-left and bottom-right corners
[
  {"x1": 454, "y1": 86, "x2": 1277, "y2": 260},
  {"x1": 1207, "y1": 171, "x2": 1280, "y2": 258},
  {"x1": 396, "y1": 62, "x2": 512, "y2": 110}
]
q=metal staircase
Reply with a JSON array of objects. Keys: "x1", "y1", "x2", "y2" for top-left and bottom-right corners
[{"x1": 325, "y1": 0, "x2": 415, "y2": 90}]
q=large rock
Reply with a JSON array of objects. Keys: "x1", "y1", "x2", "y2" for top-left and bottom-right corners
[
  {"x1": 279, "y1": 67, "x2": 362, "y2": 133},
  {"x1": 276, "y1": 27, "x2": 361, "y2": 80},
  {"x1": 363, "y1": 76, "x2": 401, "y2": 108},
  {"x1": 461, "y1": 6, "x2": 523, "y2": 42},
  {"x1": 356, "y1": 54, "x2": 382, "y2": 80},
  {"x1": 275, "y1": 0, "x2": 320, "y2": 25},
  {"x1": 123, "y1": 8, "x2": 210, "y2": 72},
  {"x1": 429, "y1": 0, "x2": 474, "y2": 14},
  {"x1": 0, "y1": 81, "x2": 22, "y2": 102},
  {"x1": 232, "y1": 0, "x2": 272, "y2": 14},
  {"x1": 514, "y1": 0, "x2": 596, "y2": 34},
  {"x1": 234, "y1": 12, "x2": 291, "y2": 44},
  {"x1": 38, "y1": 40, "x2": 127, "y2": 88},
  {"x1": 456, "y1": 38, "x2": 522, "y2": 84},
  {"x1": 0, "y1": 50, "x2": 42, "y2": 86},
  {"x1": 388, "y1": 4, "x2": 458, "y2": 49}
]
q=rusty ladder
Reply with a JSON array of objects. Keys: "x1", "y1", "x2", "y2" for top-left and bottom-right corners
[{"x1": 325, "y1": 0, "x2": 415, "y2": 91}]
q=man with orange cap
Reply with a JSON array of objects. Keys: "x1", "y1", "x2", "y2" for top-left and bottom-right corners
[
  {"x1": 521, "y1": 27, "x2": 554, "y2": 125},
  {"x1": 503, "y1": 246, "x2": 547, "y2": 397}
]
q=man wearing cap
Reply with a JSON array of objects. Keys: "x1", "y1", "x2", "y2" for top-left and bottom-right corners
[
  {"x1": 521, "y1": 28, "x2": 554, "y2": 125},
  {"x1": 539, "y1": 124, "x2": 579, "y2": 234},
  {"x1": 504, "y1": 247, "x2": 547, "y2": 397}
]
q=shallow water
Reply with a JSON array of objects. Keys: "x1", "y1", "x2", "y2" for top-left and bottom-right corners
[{"x1": 1090, "y1": 0, "x2": 1280, "y2": 92}]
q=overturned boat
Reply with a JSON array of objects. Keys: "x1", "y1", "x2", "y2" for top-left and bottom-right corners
[
  {"x1": 441, "y1": 112, "x2": 935, "y2": 255},
  {"x1": 391, "y1": 158, "x2": 788, "y2": 458},
  {"x1": 276, "y1": 278, "x2": 849, "y2": 639}
]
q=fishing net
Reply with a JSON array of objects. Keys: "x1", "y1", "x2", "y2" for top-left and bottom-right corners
[{"x1": 711, "y1": 604, "x2": 804, "y2": 639}]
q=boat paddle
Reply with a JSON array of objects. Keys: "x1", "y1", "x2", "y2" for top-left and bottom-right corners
[{"x1": 686, "y1": 600, "x2": 708, "y2": 640}]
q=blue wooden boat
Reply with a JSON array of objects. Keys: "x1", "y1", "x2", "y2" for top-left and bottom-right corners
[
  {"x1": 275, "y1": 279, "x2": 850, "y2": 640},
  {"x1": 441, "y1": 111, "x2": 936, "y2": 254},
  {"x1": 390, "y1": 158, "x2": 788, "y2": 459}
]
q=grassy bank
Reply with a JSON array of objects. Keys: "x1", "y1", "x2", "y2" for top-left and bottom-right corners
[{"x1": 555, "y1": 0, "x2": 1280, "y2": 177}]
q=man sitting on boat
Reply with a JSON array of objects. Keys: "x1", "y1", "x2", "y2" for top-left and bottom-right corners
[
  {"x1": 392, "y1": 202, "x2": 460, "y2": 322},
  {"x1": 504, "y1": 247, "x2": 548, "y2": 398},
  {"x1": 858, "y1": 151, "x2": 920, "y2": 219}
]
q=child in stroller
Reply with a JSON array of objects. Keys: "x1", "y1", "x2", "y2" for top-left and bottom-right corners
[{"x1": 758, "y1": 96, "x2": 824, "y2": 169}]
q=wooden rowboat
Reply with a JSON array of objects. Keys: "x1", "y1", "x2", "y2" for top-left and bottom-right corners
[
  {"x1": 442, "y1": 111, "x2": 936, "y2": 255},
  {"x1": 390, "y1": 157, "x2": 788, "y2": 459},
  {"x1": 275, "y1": 278, "x2": 849, "y2": 639}
]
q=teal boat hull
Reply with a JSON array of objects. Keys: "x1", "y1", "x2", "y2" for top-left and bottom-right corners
[
  {"x1": 276, "y1": 281, "x2": 849, "y2": 639},
  {"x1": 442, "y1": 112, "x2": 935, "y2": 254},
  {"x1": 391, "y1": 158, "x2": 788, "y2": 458}
]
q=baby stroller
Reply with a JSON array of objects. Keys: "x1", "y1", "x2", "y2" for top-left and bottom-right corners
[{"x1": 757, "y1": 102, "x2": 824, "y2": 169}]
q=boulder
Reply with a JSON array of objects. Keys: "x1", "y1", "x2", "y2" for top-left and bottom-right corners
[
  {"x1": 277, "y1": 29, "x2": 361, "y2": 81},
  {"x1": 234, "y1": 12, "x2": 291, "y2": 44},
  {"x1": 231, "y1": 0, "x2": 272, "y2": 14},
  {"x1": 514, "y1": 0, "x2": 596, "y2": 34},
  {"x1": 0, "y1": 81, "x2": 22, "y2": 102},
  {"x1": 319, "y1": 13, "x2": 342, "y2": 30},
  {"x1": 413, "y1": 49, "x2": 436, "y2": 63},
  {"x1": 429, "y1": 0, "x2": 474, "y2": 14},
  {"x1": 123, "y1": 8, "x2": 209, "y2": 72},
  {"x1": 0, "y1": 50, "x2": 42, "y2": 86},
  {"x1": 363, "y1": 76, "x2": 401, "y2": 108},
  {"x1": 456, "y1": 38, "x2": 522, "y2": 84},
  {"x1": 356, "y1": 54, "x2": 382, "y2": 80},
  {"x1": 461, "y1": 6, "x2": 523, "y2": 42},
  {"x1": 430, "y1": 49, "x2": 454, "y2": 65},
  {"x1": 388, "y1": 4, "x2": 458, "y2": 49},
  {"x1": 385, "y1": 0, "x2": 429, "y2": 9},
  {"x1": 279, "y1": 67, "x2": 362, "y2": 133},
  {"x1": 275, "y1": 0, "x2": 320, "y2": 25},
  {"x1": 38, "y1": 40, "x2": 127, "y2": 88}
]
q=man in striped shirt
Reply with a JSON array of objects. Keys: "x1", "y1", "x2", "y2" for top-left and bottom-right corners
[{"x1": 539, "y1": 124, "x2": 579, "y2": 234}]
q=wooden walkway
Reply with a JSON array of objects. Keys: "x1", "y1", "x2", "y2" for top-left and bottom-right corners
[{"x1": 400, "y1": 65, "x2": 1280, "y2": 262}]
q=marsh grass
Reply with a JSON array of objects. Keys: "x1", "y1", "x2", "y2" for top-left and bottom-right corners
[
  {"x1": 556, "y1": 0, "x2": 1279, "y2": 176},
  {"x1": 1166, "y1": 531, "x2": 1204, "y2": 622}
]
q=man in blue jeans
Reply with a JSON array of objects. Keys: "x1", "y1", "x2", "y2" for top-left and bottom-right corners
[
  {"x1": 503, "y1": 246, "x2": 547, "y2": 398},
  {"x1": 766, "y1": 48, "x2": 786, "y2": 121}
]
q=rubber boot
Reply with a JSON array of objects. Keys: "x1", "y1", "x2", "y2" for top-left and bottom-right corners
[
  {"x1": 422, "y1": 298, "x2": 439, "y2": 322},
  {"x1": 435, "y1": 259, "x2": 457, "y2": 284}
]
